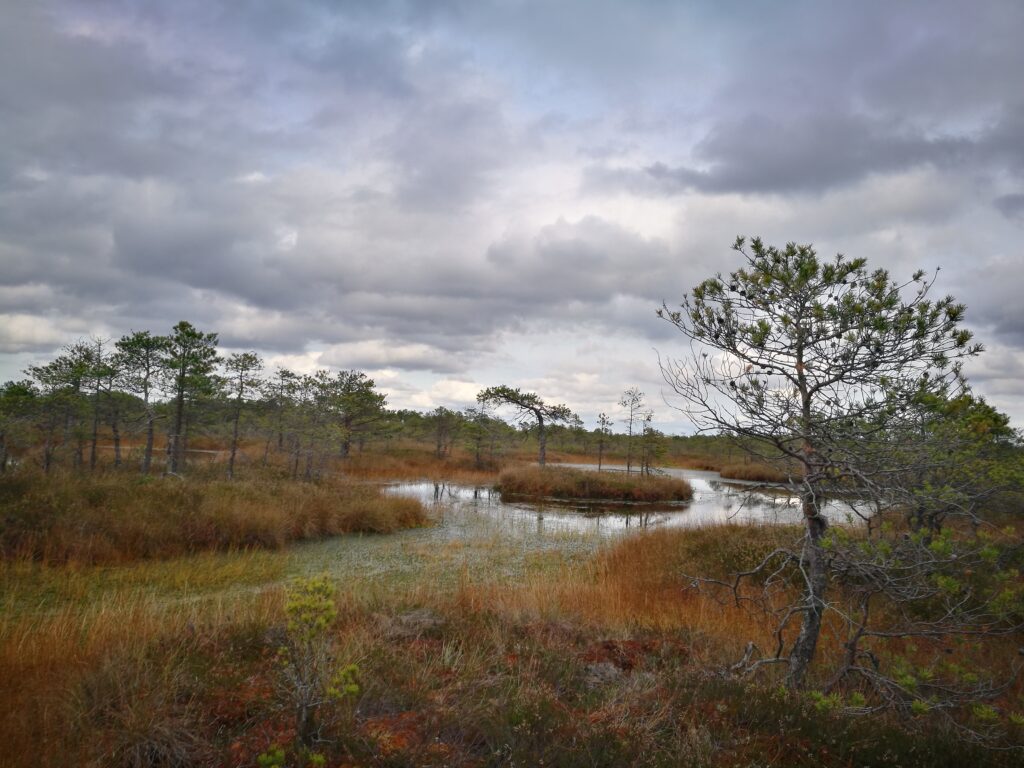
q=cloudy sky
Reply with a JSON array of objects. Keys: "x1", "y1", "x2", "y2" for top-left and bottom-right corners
[{"x1": 3, "y1": 0, "x2": 1024, "y2": 431}]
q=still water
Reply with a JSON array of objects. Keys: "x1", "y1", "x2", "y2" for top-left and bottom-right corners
[{"x1": 288, "y1": 464, "x2": 851, "y2": 586}]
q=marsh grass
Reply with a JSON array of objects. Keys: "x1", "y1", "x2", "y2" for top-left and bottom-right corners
[
  {"x1": 1, "y1": 494, "x2": 1021, "y2": 766},
  {"x1": 341, "y1": 444, "x2": 510, "y2": 484},
  {"x1": 496, "y1": 465, "x2": 693, "y2": 503},
  {"x1": 717, "y1": 461, "x2": 796, "y2": 483},
  {"x1": 0, "y1": 472, "x2": 429, "y2": 565}
]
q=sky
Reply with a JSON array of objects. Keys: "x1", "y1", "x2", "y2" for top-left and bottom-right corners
[{"x1": 2, "y1": 0, "x2": 1024, "y2": 432}]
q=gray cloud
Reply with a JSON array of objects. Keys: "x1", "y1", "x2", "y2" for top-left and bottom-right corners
[
  {"x1": 3, "y1": 0, "x2": 1024, "y2": 421},
  {"x1": 994, "y1": 194, "x2": 1024, "y2": 221},
  {"x1": 584, "y1": 109, "x2": 1024, "y2": 198}
]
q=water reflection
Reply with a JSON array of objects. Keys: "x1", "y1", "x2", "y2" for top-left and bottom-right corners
[
  {"x1": 385, "y1": 464, "x2": 851, "y2": 545},
  {"x1": 292, "y1": 466, "x2": 854, "y2": 588}
]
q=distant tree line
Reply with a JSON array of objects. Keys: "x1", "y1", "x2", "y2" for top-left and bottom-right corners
[
  {"x1": 0, "y1": 321, "x2": 393, "y2": 478},
  {"x1": 0, "y1": 322, "x2": 698, "y2": 478}
]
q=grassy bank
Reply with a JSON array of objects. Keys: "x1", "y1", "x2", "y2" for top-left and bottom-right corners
[
  {"x1": 496, "y1": 465, "x2": 693, "y2": 503},
  {"x1": 0, "y1": 472, "x2": 429, "y2": 565}
]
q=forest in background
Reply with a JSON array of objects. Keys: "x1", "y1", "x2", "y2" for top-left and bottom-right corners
[{"x1": 0, "y1": 320, "x2": 759, "y2": 482}]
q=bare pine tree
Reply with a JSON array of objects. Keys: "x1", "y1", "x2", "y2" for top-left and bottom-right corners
[{"x1": 658, "y1": 238, "x2": 1021, "y2": 731}]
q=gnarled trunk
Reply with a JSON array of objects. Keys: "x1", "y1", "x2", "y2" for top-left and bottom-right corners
[{"x1": 786, "y1": 495, "x2": 828, "y2": 689}]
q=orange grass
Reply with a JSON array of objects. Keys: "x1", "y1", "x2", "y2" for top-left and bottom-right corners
[
  {"x1": 460, "y1": 523, "x2": 1023, "y2": 694},
  {"x1": 0, "y1": 586, "x2": 284, "y2": 766},
  {"x1": 341, "y1": 449, "x2": 510, "y2": 483},
  {"x1": 458, "y1": 526, "x2": 783, "y2": 664},
  {"x1": 2, "y1": 521, "x2": 1021, "y2": 766},
  {"x1": 496, "y1": 465, "x2": 693, "y2": 503},
  {"x1": 0, "y1": 472, "x2": 429, "y2": 565},
  {"x1": 718, "y1": 461, "x2": 796, "y2": 483},
  {"x1": 668, "y1": 455, "x2": 725, "y2": 472}
]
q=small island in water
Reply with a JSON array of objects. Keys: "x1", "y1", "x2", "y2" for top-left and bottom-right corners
[{"x1": 496, "y1": 464, "x2": 694, "y2": 503}]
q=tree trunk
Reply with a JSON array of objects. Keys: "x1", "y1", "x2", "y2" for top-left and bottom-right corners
[
  {"x1": 168, "y1": 359, "x2": 187, "y2": 475},
  {"x1": 304, "y1": 445, "x2": 314, "y2": 481},
  {"x1": 43, "y1": 420, "x2": 55, "y2": 474},
  {"x1": 625, "y1": 419, "x2": 633, "y2": 475},
  {"x1": 296, "y1": 704, "x2": 316, "y2": 750},
  {"x1": 291, "y1": 439, "x2": 301, "y2": 480},
  {"x1": 90, "y1": 369, "x2": 102, "y2": 471},
  {"x1": 0, "y1": 432, "x2": 7, "y2": 473},
  {"x1": 786, "y1": 494, "x2": 829, "y2": 689},
  {"x1": 169, "y1": 388, "x2": 185, "y2": 474},
  {"x1": 142, "y1": 409, "x2": 155, "y2": 474},
  {"x1": 89, "y1": 407, "x2": 99, "y2": 470},
  {"x1": 112, "y1": 419, "x2": 121, "y2": 467},
  {"x1": 537, "y1": 414, "x2": 547, "y2": 466},
  {"x1": 785, "y1": 349, "x2": 829, "y2": 689},
  {"x1": 228, "y1": 405, "x2": 241, "y2": 479}
]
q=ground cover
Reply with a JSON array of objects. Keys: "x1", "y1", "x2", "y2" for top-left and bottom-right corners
[{"x1": 3, "y1": 520, "x2": 1021, "y2": 767}]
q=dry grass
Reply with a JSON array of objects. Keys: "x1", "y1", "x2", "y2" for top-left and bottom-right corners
[
  {"x1": 342, "y1": 450, "x2": 509, "y2": 484},
  {"x1": 1, "y1": 520, "x2": 1020, "y2": 766},
  {"x1": 0, "y1": 582, "x2": 283, "y2": 766},
  {"x1": 718, "y1": 461, "x2": 796, "y2": 483},
  {"x1": 496, "y1": 465, "x2": 694, "y2": 503},
  {"x1": 669, "y1": 455, "x2": 725, "y2": 472},
  {"x1": 458, "y1": 525, "x2": 789, "y2": 664},
  {"x1": 0, "y1": 472, "x2": 429, "y2": 565}
]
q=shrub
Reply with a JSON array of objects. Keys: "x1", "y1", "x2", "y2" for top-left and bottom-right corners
[
  {"x1": 277, "y1": 576, "x2": 360, "y2": 752},
  {"x1": 70, "y1": 646, "x2": 204, "y2": 768}
]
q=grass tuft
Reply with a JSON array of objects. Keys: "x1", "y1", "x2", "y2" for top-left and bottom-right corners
[{"x1": 496, "y1": 466, "x2": 693, "y2": 503}]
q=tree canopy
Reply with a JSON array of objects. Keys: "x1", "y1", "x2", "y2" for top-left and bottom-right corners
[{"x1": 477, "y1": 385, "x2": 578, "y2": 466}]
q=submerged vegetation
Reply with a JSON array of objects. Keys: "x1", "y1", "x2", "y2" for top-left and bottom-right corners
[{"x1": 496, "y1": 464, "x2": 694, "y2": 503}]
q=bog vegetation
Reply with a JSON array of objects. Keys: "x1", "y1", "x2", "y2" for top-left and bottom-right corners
[
  {"x1": 1, "y1": 238, "x2": 1023, "y2": 766},
  {"x1": 496, "y1": 465, "x2": 693, "y2": 503}
]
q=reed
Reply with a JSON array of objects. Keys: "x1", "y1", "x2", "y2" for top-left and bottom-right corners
[{"x1": 0, "y1": 472, "x2": 429, "y2": 565}]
